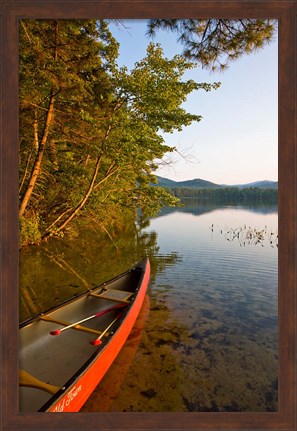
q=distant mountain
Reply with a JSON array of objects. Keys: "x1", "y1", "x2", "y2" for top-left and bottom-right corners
[
  {"x1": 154, "y1": 176, "x2": 179, "y2": 188},
  {"x1": 235, "y1": 180, "x2": 278, "y2": 189},
  {"x1": 156, "y1": 176, "x2": 222, "y2": 189},
  {"x1": 174, "y1": 178, "x2": 222, "y2": 189},
  {"x1": 155, "y1": 176, "x2": 278, "y2": 190}
]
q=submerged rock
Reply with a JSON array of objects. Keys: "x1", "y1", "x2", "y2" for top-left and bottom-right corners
[{"x1": 140, "y1": 388, "x2": 157, "y2": 399}]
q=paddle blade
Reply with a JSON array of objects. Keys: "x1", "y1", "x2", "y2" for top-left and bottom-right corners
[
  {"x1": 50, "y1": 329, "x2": 61, "y2": 336},
  {"x1": 90, "y1": 339, "x2": 102, "y2": 346}
]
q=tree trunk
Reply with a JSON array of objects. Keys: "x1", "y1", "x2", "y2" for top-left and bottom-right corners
[
  {"x1": 46, "y1": 125, "x2": 114, "y2": 237},
  {"x1": 50, "y1": 153, "x2": 103, "y2": 235},
  {"x1": 19, "y1": 21, "x2": 60, "y2": 217},
  {"x1": 19, "y1": 91, "x2": 55, "y2": 217}
]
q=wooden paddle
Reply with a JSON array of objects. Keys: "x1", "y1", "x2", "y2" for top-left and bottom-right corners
[
  {"x1": 40, "y1": 315, "x2": 102, "y2": 336},
  {"x1": 49, "y1": 302, "x2": 127, "y2": 336},
  {"x1": 19, "y1": 370, "x2": 62, "y2": 395}
]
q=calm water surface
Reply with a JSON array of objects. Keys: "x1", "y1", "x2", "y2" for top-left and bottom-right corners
[{"x1": 20, "y1": 201, "x2": 278, "y2": 412}]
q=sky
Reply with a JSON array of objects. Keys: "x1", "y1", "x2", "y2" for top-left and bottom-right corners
[{"x1": 109, "y1": 20, "x2": 278, "y2": 185}]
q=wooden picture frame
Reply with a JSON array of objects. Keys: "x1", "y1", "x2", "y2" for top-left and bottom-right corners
[{"x1": 1, "y1": 1, "x2": 296, "y2": 429}]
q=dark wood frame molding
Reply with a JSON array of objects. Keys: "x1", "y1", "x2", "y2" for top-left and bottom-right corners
[{"x1": 1, "y1": 1, "x2": 296, "y2": 430}]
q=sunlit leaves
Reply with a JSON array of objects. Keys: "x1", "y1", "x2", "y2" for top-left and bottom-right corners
[
  {"x1": 19, "y1": 20, "x2": 220, "y2": 244},
  {"x1": 115, "y1": 43, "x2": 219, "y2": 133}
]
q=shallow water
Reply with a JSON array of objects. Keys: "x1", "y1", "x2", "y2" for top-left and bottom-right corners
[
  {"x1": 20, "y1": 201, "x2": 278, "y2": 412},
  {"x1": 83, "y1": 202, "x2": 278, "y2": 412}
]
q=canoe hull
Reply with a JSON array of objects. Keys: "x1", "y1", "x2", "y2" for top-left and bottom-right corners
[
  {"x1": 19, "y1": 258, "x2": 150, "y2": 412},
  {"x1": 49, "y1": 260, "x2": 150, "y2": 412}
]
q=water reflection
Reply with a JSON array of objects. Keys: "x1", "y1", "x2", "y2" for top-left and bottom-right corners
[
  {"x1": 20, "y1": 201, "x2": 278, "y2": 412},
  {"x1": 19, "y1": 221, "x2": 180, "y2": 322},
  {"x1": 155, "y1": 198, "x2": 278, "y2": 218},
  {"x1": 92, "y1": 201, "x2": 278, "y2": 412}
]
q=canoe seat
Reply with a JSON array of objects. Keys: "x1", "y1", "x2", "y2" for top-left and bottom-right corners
[
  {"x1": 89, "y1": 288, "x2": 133, "y2": 303},
  {"x1": 39, "y1": 315, "x2": 105, "y2": 336}
]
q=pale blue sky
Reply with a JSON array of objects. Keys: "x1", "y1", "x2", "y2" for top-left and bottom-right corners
[{"x1": 109, "y1": 20, "x2": 278, "y2": 185}]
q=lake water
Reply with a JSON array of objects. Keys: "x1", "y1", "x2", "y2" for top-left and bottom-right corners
[{"x1": 20, "y1": 200, "x2": 278, "y2": 412}]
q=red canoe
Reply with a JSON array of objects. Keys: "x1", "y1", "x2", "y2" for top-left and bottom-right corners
[{"x1": 19, "y1": 258, "x2": 150, "y2": 412}]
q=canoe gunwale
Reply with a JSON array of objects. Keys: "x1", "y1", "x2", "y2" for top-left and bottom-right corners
[
  {"x1": 19, "y1": 258, "x2": 150, "y2": 413},
  {"x1": 38, "y1": 308, "x2": 128, "y2": 412},
  {"x1": 20, "y1": 262, "x2": 143, "y2": 328}
]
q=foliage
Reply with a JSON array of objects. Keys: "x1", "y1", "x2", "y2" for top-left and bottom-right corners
[
  {"x1": 19, "y1": 215, "x2": 42, "y2": 246},
  {"x1": 19, "y1": 19, "x2": 219, "y2": 246},
  {"x1": 147, "y1": 19, "x2": 276, "y2": 71}
]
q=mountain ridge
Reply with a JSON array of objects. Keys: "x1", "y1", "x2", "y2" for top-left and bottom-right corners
[{"x1": 155, "y1": 176, "x2": 278, "y2": 189}]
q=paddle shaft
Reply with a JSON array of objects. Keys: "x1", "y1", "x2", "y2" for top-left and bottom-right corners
[
  {"x1": 50, "y1": 302, "x2": 126, "y2": 335},
  {"x1": 40, "y1": 315, "x2": 102, "y2": 335},
  {"x1": 90, "y1": 312, "x2": 123, "y2": 345},
  {"x1": 19, "y1": 370, "x2": 62, "y2": 395}
]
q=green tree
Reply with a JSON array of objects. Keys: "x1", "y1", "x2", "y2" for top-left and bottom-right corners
[
  {"x1": 19, "y1": 19, "x2": 118, "y2": 217},
  {"x1": 147, "y1": 19, "x2": 276, "y2": 71},
  {"x1": 19, "y1": 19, "x2": 120, "y2": 242},
  {"x1": 48, "y1": 43, "x2": 220, "y2": 235},
  {"x1": 19, "y1": 20, "x2": 219, "y2": 245}
]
